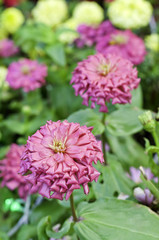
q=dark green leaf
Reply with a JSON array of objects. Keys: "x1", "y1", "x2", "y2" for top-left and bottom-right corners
[{"x1": 37, "y1": 216, "x2": 51, "y2": 240}]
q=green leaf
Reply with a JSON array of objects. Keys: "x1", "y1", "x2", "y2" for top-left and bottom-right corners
[
  {"x1": 46, "y1": 43, "x2": 66, "y2": 66},
  {"x1": 106, "y1": 107, "x2": 144, "y2": 136},
  {"x1": 107, "y1": 135, "x2": 149, "y2": 170},
  {"x1": 67, "y1": 109, "x2": 105, "y2": 136},
  {"x1": 30, "y1": 199, "x2": 67, "y2": 225},
  {"x1": 46, "y1": 218, "x2": 73, "y2": 239},
  {"x1": 92, "y1": 157, "x2": 134, "y2": 199},
  {"x1": 74, "y1": 199, "x2": 159, "y2": 240},
  {"x1": 17, "y1": 225, "x2": 37, "y2": 240},
  {"x1": 0, "y1": 231, "x2": 9, "y2": 240},
  {"x1": 37, "y1": 216, "x2": 51, "y2": 240}
]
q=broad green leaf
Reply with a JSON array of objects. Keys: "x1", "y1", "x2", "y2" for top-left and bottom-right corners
[
  {"x1": 30, "y1": 199, "x2": 67, "y2": 225},
  {"x1": 107, "y1": 135, "x2": 149, "y2": 170},
  {"x1": 106, "y1": 107, "x2": 144, "y2": 136},
  {"x1": 46, "y1": 43, "x2": 66, "y2": 66},
  {"x1": 37, "y1": 216, "x2": 51, "y2": 240},
  {"x1": 17, "y1": 225, "x2": 37, "y2": 240},
  {"x1": 74, "y1": 199, "x2": 159, "y2": 240},
  {"x1": 67, "y1": 109, "x2": 104, "y2": 135},
  {"x1": 92, "y1": 157, "x2": 134, "y2": 199},
  {"x1": 0, "y1": 231, "x2": 8, "y2": 240},
  {"x1": 46, "y1": 218, "x2": 73, "y2": 239}
]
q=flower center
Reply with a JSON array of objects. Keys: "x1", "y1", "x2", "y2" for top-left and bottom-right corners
[
  {"x1": 21, "y1": 65, "x2": 30, "y2": 75},
  {"x1": 98, "y1": 63, "x2": 111, "y2": 76},
  {"x1": 109, "y1": 34, "x2": 128, "y2": 45},
  {"x1": 49, "y1": 140, "x2": 66, "y2": 153}
]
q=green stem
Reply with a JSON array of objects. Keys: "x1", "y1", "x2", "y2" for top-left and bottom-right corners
[
  {"x1": 101, "y1": 113, "x2": 107, "y2": 165},
  {"x1": 152, "y1": 131, "x2": 159, "y2": 148},
  {"x1": 70, "y1": 193, "x2": 78, "y2": 223}
]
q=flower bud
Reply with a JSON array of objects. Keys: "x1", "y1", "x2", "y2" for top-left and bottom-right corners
[
  {"x1": 138, "y1": 111, "x2": 156, "y2": 132},
  {"x1": 134, "y1": 187, "x2": 154, "y2": 206}
]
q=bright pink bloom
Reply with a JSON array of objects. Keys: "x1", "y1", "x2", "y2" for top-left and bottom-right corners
[
  {"x1": 96, "y1": 30, "x2": 146, "y2": 65},
  {"x1": 75, "y1": 21, "x2": 115, "y2": 48},
  {"x1": 71, "y1": 53, "x2": 140, "y2": 112},
  {"x1": 0, "y1": 39, "x2": 19, "y2": 58},
  {"x1": 0, "y1": 144, "x2": 29, "y2": 199},
  {"x1": 6, "y1": 59, "x2": 47, "y2": 92},
  {"x1": 19, "y1": 120, "x2": 104, "y2": 200}
]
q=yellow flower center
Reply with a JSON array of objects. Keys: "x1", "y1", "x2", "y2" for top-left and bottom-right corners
[
  {"x1": 98, "y1": 63, "x2": 111, "y2": 76},
  {"x1": 110, "y1": 34, "x2": 128, "y2": 45},
  {"x1": 49, "y1": 140, "x2": 66, "y2": 153},
  {"x1": 21, "y1": 65, "x2": 30, "y2": 75}
]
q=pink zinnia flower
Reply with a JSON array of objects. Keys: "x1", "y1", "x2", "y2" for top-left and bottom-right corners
[
  {"x1": 0, "y1": 39, "x2": 19, "y2": 58},
  {"x1": 0, "y1": 144, "x2": 29, "y2": 199},
  {"x1": 19, "y1": 120, "x2": 104, "y2": 200},
  {"x1": 6, "y1": 59, "x2": 47, "y2": 92},
  {"x1": 71, "y1": 53, "x2": 140, "y2": 112},
  {"x1": 75, "y1": 21, "x2": 115, "y2": 48},
  {"x1": 96, "y1": 30, "x2": 146, "y2": 65}
]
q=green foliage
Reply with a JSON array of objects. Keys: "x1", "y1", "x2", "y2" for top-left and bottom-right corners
[
  {"x1": 67, "y1": 108, "x2": 105, "y2": 135},
  {"x1": 75, "y1": 199, "x2": 159, "y2": 240}
]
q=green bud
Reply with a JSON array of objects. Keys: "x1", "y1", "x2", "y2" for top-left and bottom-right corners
[{"x1": 138, "y1": 111, "x2": 156, "y2": 132}]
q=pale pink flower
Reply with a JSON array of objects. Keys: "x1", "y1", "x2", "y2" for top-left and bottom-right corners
[
  {"x1": 71, "y1": 53, "x2": 140, "y2": 112},
  {"x1": 6, "y1": 59, "x2": 47, "y2": 92},
  {"x1": 0, "y1": 39, "x2": 19, "y2": 57},
  {"x1": 19, "y1": 120, "x2": 104, "y2": 200},
  {"x1": 0, "y1": 144, "x2": 29, "y2": 199},
  {"x1": 96, "y1": 30, "x2": 146, "y2": 65}
]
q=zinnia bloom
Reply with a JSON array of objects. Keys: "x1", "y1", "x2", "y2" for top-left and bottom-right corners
[
  {"x1": 96, "y1": 30, "x2": 146, "y2": 65},
  {"x1": 19, "y1": 120, "x2": 104, "y2": 200},
  {"x1": 75, "y1": 20, "x2": 115, "y2": 48},
  {"x1": 1, "y1": 7, "x2": 24, "y2": 34},
  {"x1": 32, "y1": 0, "x2": 68, "y2": 28},
  {"x1": 6, "y1": 59, "x2": 47, "y2": 92},
  {"x1": 108, "y1": 0, "x2": 153, "y2": 29},
  {"x1": 73, "y1": 1, "x2": 104, "y2": 26},
  {"x1": 71, "y1": 53, "x2": 140, "y2": 112},
  {"x1": 0, "y1": 39, "x2": 19, "y2": 58},
  {"x1": 0, "y1": 144, "x2": 29, "y2": 199}
]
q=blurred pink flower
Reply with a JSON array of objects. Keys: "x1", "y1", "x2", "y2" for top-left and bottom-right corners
[
  {"x1": 19, "y1": 120, "x2": 104, "y2": 200},
  {"x1": 71, "y1": 53, "x2": 140, "y2": 112},
  {"x1": 75, "y1": 21, "x2": 115, "y2": 48},
  {"x1": 6, "y1": 59, "x2": 47, "y2": 92},
  {"x1": 0, "y1": 144, "x2": 29, "y2": 199},
  {"x1": 96, "y1": 30, "x2": 146, "y2": 65},
  {"x1": 0, "y1": 39, "x2": 19, "y2": 57}
]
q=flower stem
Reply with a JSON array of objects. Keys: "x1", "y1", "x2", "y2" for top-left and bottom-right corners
[
  {"x1": 101, "y1": 113, "x2": 107, "y2": 165},
  {"x1": 70, "y1": 193, "x2": 78, "y2": 222},
  {"x1": 152, "y1": 131, "x2": 159, "y2": 148}
]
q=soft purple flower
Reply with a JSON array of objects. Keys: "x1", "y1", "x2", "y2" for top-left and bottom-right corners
[
  {"x1": 134, "y1": 187, "x2": 154, "y2": 206},
  {"x1": 96, "y1": 30, "x2": 146, "y2": 65},
  {"x1": 75, "y1": 21, "x2": 115, "y2": 48},
  {"x1": 6, "y1": 59, "x2": 47, "y2": 92},
  {"x1": 71, "y1": 53, "x2": 140, "y2": 112},
  {"x1": 19, "y1": 120, "x2": 104, "y2": 200},
  {"x1": 128, "y1": 167, "x2": 157, "y2": 183},
  {"x1": 0, "y1": 39, "x2": 19, "y2": 57}
]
